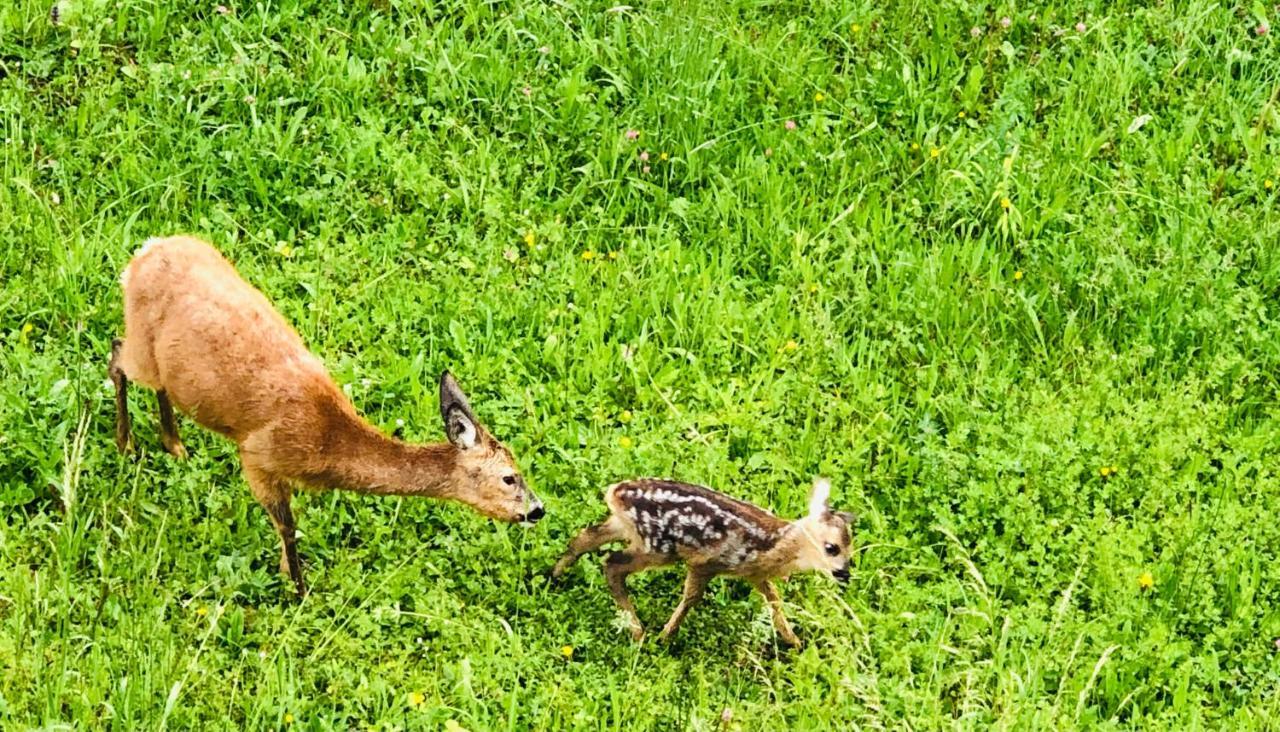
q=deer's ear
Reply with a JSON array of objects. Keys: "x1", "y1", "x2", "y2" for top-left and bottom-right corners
[
  {"x1": 836, "y1": 510, "x2": 858, "y2": 527},
  {"x1": 440, "y1": 371, "x2": 479, "y2": 449},
  {"x1": 807, "y1": 477, "x2": 831, "y2": 517}
]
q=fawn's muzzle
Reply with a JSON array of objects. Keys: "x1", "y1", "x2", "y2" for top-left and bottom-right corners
[
  {"x1": 832, "y1": 564, "x2": 850, "y2": 583},
  {"x1": 519, "y1": 503, "x2": 545, "y2": 524}
]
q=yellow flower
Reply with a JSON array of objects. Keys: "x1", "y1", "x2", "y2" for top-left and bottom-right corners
[
  {"x1": 275, "y1": 242, "x2": 293, "y2": 258},
  {"x1": 619, "y1": 410, "x2": 633, "y2": 424},
  {"x1": 561, "y1": 645, "x2": 574, "y2": 659},
  {"x1": 1266, "y1": 179, "x2": 1275, "y2": 190},
  {"x1": 581, "y1": 250, "x2": 596, "y2": 261},
  {"x1": 910, "y1": 142, "x2": 920, "y2": 152},
  {"x1": 814, "y1": 92, "x2": 825, "y2": 102},
  {"x1": 284, "y1": 713, "x2": 295, "y2": 724},
  {"x1": 782, "y1": 340, "x2": 798, "y2": 352},
  {"x1": 1137, "y1": 571, "x2": 1154, "y2": 590},
  {"x1": 409, "y1": 691, "x2": 425, "y2": 707},
  {"x1": 659, "y1": 152, "x2": 669, "y2": 161},
  {"x1": 1000, "y1": 197, "x2": 1011, "y2": 209},
  {"x1": 850, "y1": 23, "x2": 861, "y2": 33},
  {"x1": 808, "y1": 283, "x2": 819, "y2": 294},
  {"x1": 523, "y1": 231, "x2": 535, "y2": 247},
  {"x1": 618, "y1": 435, "x2": 633, "y2": 449},
  {"x1": 608, "y1": 250, "x2": 619, "y2": 260},
  {"x1": 1099, "y1": 466, "x2": 1111, "y2": 477},
  {"x1": 1013, "y1": 270, "x2": 1023, "y2": 281},
  {"x1": 195, "y1": 606, "x2": 208, "y2": 617},
  {"x1": 929, "y1": 147, "x2": 941, "y2": 159},
  {"x1": 958, "y1": 111, "x2": 966, "y2": 119}
]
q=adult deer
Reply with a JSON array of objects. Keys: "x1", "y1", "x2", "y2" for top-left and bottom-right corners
[{"x1": 110, "y1": 235, "x2": 542, "y2": 595}]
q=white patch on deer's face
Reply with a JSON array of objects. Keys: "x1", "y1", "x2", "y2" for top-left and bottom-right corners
[
  {"x1": 787, "y1": 512, "x2": 853, "y2": 579},
  {"x1": 454, "y1": 439, "x2": 538, "y2": 524}
]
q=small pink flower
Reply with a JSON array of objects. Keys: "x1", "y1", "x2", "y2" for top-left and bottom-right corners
[
  {"x1": 642, "y1": 165, "x2": 651, "y2": 174},
  {"x1": 784, "y1": 119, "x2": 796, "y2": 130},
  {"x1": 1000, "y1": 17, "x2": 1011, "y2": 29},
  {"x1": 215, "y1": 4, "x2": 230, "y2": 14},
  {"x1": 639, "y1": 150, "x2": 649, "y2": 161},
  {"x1": 764, "y1": 147, "x2": 773, "y2": 157},
  {"x1": 538, "y1": 45, "x2": 550, "y2": 54},
  {"x1": 1075, "y1": 21, "x2": 1086, "y2": 33},
  {"x1": 1257, "y1": 21, "x2": 1270, "y2": 36},
  {"x1": 522, "y1": 86, "x2": 532, "y2": 96},
  {"x1": 625, "y1": 129, "x2": 639, "y2": 140},
  {"x1": 243, "y1": 94, "x2": 256, "y2": 105},
  {"x1": 970, "y1": 26, "x2": 983, "y2": 37}
]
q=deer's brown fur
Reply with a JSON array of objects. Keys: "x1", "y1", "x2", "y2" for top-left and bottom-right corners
[
  {"x1": 552, "y1": 477, "x2": 853, "y2": 646},
  {"x1": 111, "y1": 235, "x2": 542, "y2": 595}
]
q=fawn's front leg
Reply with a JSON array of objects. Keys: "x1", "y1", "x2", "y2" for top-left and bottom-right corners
[{"x1": 753, "y1": 579, "x2": 800, "y2": 647}]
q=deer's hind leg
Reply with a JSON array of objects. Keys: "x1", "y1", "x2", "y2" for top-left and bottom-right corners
[
  {"x1": 552, "y1": 515, "x2": 628, "y2": 578},
  {"x1": 108, "y1": 339, "x2": 132, "y2": 453},
  {"x1": 156, "y1": 390, "x2": 187, "y2": 459},
  {"x1": 603, "y1": 551, "x2": 668, "y2": 641},
  {"x1": 659, "y1": 567, "x2": 713, "y2": 642}
]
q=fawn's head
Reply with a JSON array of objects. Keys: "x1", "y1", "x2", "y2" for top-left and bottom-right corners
[
  {"x1": 439, "y1": 371, "x2": 543, "y2": 525},
  {"x1": 787, "y1": 478, "x2": 855, "y2": 582}
]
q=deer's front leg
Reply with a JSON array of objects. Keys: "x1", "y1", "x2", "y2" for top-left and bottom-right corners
[
  {"x1": 753, "y1": 579, "x2": 800, "y2": 647},
  {"x1": 244, "y1": 462, "x2": 306, "y2": 596}
]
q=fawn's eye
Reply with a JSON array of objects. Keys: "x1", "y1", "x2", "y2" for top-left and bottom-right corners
[
  {"x1": 824, "y1": 542, "x2": 840, "y2": 557},
  {"x1": 502, "y1": 475, "x2": 517, "y2": 486}
]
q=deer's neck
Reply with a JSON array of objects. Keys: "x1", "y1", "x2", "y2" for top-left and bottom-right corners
[{"x1": 316, "y1": 410, "x2": 460, "y2": 498}]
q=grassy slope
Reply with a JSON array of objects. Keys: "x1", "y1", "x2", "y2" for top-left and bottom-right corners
[{"x1": 2, "y1": 0, "x2": 1280, "y2": 728}]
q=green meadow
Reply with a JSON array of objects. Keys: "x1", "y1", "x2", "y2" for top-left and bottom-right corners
[{"x1": 4, "y1": 0, "x2": 1280, "y2": 728}]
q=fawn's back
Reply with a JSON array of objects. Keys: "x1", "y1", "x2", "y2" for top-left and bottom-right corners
[{"x1": 607, "y1": 479, "x2": 788, "y2": 568}]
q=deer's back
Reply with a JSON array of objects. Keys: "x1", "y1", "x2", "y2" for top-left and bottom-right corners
[
  {"x1": 120, "y1": 236, "x2": 336, "y2": 442},
  {"x1": 607, "y1": 479, "x2": 786, "y2": 567}
]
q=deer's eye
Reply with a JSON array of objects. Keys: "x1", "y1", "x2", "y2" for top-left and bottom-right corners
[
  {"x1": 824, "y1": 542, "x2": 840, "y2": 557},
  {"x1": 502, "y1": 475, "x2": 517, "y2": 486}
]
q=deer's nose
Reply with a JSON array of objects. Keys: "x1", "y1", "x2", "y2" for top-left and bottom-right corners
[{"x1": 525, "y1": 504, "x2": 545, "y2": 523}]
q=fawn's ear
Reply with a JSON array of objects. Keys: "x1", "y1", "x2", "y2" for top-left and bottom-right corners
[
  {"x1": 440, "y1": 370, "x2": 479, "y2": 449},
  {"x1": 836, "y1": 510, "x2": 858, "y2": 527},
  {"x1": 807, "y1": 477, "x2": 831, "y2": 517}
]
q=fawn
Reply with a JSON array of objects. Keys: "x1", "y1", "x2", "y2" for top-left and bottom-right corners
[
  {"x1": 110, "y1": 235, "x2": 543, "y2": 595},
  {"x1": 552, "y1": 476, "x2": 853, "y2": 646}
]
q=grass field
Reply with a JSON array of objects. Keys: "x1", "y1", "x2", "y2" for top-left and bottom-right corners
[{"x1": 3, "y1": 0, "x2": 1280, "y2": 728}]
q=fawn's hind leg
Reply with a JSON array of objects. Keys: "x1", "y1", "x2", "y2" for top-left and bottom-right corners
[
  {"x1": 659, "y1": 568, "x2": 712, "y2": 642},
  {"x1": 603, "y1": 551, "x2": 667, "y2": 641},
  {"x1": 156, "y1": 390, "x2": 187, "y2": 459},
  {"x1": 108, "y1": 339, "x2": 132, "y2": 453},
  {"x1": 552, "y1": 515, "x2": 627, "y2": 578}
]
